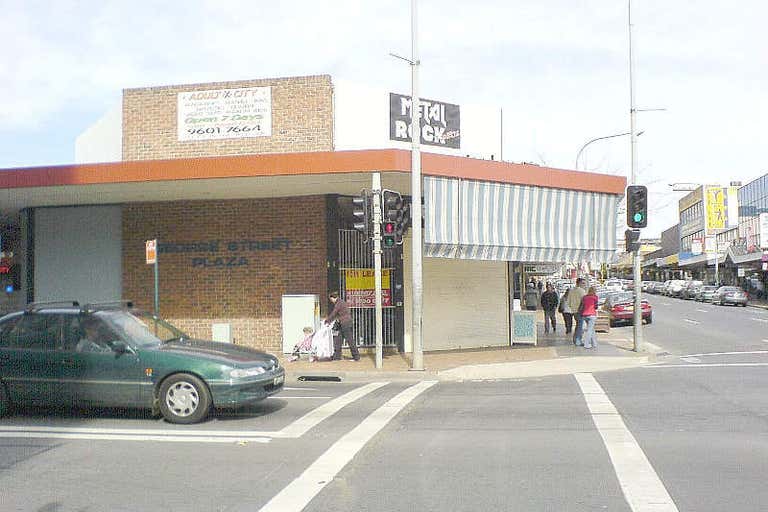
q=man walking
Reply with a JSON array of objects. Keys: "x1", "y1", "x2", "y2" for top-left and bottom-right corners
[
  {"x1": 326, "y1": 291, "x2": 360, "y2": 361},
  {"x1": 540, "y1": 282, "x2": 559, "y2": 334},
  {"x1": 567, "y1": 277, "x2": 587, "y2": 346}
]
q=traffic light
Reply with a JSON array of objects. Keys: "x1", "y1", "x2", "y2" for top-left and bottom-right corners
[
  {"x1": 382, "y1": 190, "x2": 404, "y2": 247},
  {"x1": 625, "y1": 228, "x2": 641, "y2": 253},
  {"x1": 352, "y1": 190, "x2": 372, "y2": 238},
  {"x1": 626, "y1": 185, "x2": 648, "y2": 228}
]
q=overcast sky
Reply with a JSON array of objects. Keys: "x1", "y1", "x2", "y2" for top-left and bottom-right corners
[{"x1": 1, "y1": 1, "x2": 766, "y2": 237}]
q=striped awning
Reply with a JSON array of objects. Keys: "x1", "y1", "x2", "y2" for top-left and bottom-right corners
[{"x1": 424, "y1": 176, "x2": 620, "y2": 263}]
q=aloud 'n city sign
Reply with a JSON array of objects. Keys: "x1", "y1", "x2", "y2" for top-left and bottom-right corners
[{"x1": 158, "y1": 238, "x2": 293, "y2": 269}]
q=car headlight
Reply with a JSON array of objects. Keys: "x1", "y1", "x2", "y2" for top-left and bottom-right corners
[{"x1": 230, "y1": 367, "x2": 267, "y2": 378}]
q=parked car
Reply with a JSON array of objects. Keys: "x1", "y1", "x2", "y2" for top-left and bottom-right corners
[
  {"x1": 604, "y1": 292, "x2": 652, "y2": 326},
  {"x1": 667, "y1": 280, "x2": 687, "y2": 298},
  {"x1": 0, "y1": 301, "x2": 285, "y2": 423},
  {"x1": 660, "y1": 280, "x2": 673, "y2": 295},
  {"x1": 681, "y1": 280, "x2": 704, "y2": 300},
  {"x1": 604, "y1": 280, "x2": 624, "y2": 293},
  {"x1": 712, "y1": 286, "x2": 748, "y2": 307},
  {"x1": 696, "y1": 285, "x2": 719, "y2": 302}
]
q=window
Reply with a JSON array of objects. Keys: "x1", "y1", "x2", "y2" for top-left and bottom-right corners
[
  {"x1": 0, "y1": 315, "x2": 22, "y2": 348},
  {"x1": 62, "y1": 314, "x2": 120, "y2": 353},
  {"x1": 5, "y1": 313, "x2": 63, "y2": 351}
]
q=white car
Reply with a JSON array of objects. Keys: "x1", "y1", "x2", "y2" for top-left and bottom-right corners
[{"x1": 605, "y1": 280, "x2": 624, "y2": 293}]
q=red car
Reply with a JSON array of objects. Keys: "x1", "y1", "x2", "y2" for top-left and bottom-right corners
[{"x1": 605, "y1": 293, "x2": 652, "y2": 327}]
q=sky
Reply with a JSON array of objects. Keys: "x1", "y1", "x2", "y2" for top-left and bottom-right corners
[{"x1": 1, "y1": 0, "x2": 766, "y2": 237}]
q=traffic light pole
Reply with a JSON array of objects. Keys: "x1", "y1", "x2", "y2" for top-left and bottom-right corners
[
  {"x1": 372, "y1": 173, "x2": 384, "y2": 369},
  {"x1": 410, "y1": 0, "x2": 424, "y2": 371},
  {"x1": 629, "y1": 0, "x2": 643, "y2": 353}
]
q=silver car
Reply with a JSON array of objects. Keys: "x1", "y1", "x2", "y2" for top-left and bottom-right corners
[{"x1": 713, "y1": 286, "x2": 748, "y2": 306}]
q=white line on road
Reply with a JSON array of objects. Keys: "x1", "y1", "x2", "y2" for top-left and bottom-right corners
[
  {"x1": 763, "y1": 339, "x2": 768, "y2": 343},
  {"x1": 683, "y1": 318, "x2": 700, "y2": 325},
  {"x1": 257, "y1": 380, "x2": 438, "y2": 512},
  {"x1": 0, "y1": 382, "x2": 388, "y2": 442},
  {"x1": 661, "y1": 302, "x2": 672, "y2": 306},
  {"x1": 575, "y1": 373, "x2": 679, "y2": 512},
  {"x1": 677, "y1": 350, "x2": 768, "y2": 358},
  {"x1": 751, "y1": 317, "x2": 768, "y2": 323},
  {"x1": 279, "y1": 396, "x2": 333, "y2": 399},
  {"x1": 646, "y1": 363, "x2": 768, "y2": 368},
  {"x1": 680, "y1": 357, "x2": 701, "y2": 363},
  {"x1": 0, "y1": 432, "x2": 272, "y2": 443},
  {"x1": 283, "y1": 387, "x2": 317, "y2": 391},
  {"x1": 695, "y1": 309, "x2": 708, "y2": 313}
]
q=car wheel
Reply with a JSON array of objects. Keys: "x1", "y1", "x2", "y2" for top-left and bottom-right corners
[
  {"x1": 609, "y1": 320, "x2": 616, "y2": 327},
  {"x1": 741, "y1": 303, "x2": 747, "y2": 307},
  {"x1": 645, "y1": 314, "x2": 652, "y2": 324},
  {"x1": 158, "y1": 373, "x2": 212, "y2": 424},
  {"x1": 0, "y1": 381, "x2": 10, "y2": 417}
]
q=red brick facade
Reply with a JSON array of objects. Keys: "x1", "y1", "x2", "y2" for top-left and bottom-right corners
[
  {"x1": 122, "y1": 196, "x2": 328, "y2": 353},
  {"x1": 122, "y1": 75, "x2": 334, "y2": 161}
]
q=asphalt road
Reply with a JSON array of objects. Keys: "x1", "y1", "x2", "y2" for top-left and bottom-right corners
[{"x1": 1, "y1": 297, "x2": 766, "y2": 512}]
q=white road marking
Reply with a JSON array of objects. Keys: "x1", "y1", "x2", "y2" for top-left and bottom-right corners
[
  {"x1": 0, "y1": 382, "x2": 388, "y2": 442},
  {"x1": 646, "y1": 363, "x2": 768, "y2": 368},
  {"x1": 283, "y1": 387, "x2": 317, "y2": 391},
  {"x1": 683, "y1": 319, "x2": 700, "y2": 325},
  {"x1": 677, "y1": 350, "x2": 768, "y2": 358},
  {"x1": 0, "y1": 432, "x2": 272, "y2": 444},
  {"x1": 661, "y1": 302, "x2": 672, "y2": 306},
  {"x1": 763, "y1": 339, "x2": 768, "y2": 343},
  {"x1": 258, "y1": 381, "x2": 438, "y2": 512},
  {"x1": 279, "y1": 396, "x2": 332, "y2": 399},
  {"x1": 750, "y1": 317, "x2": 768, "y2": 323},
  {"x1": 695, "y1": 309, "x2": 708, "y2": 313},
  {"x1": 575, "y1": 373, "x2": 679, "y2": 512},
  {"x1": 680, "y1": 357, "x2": 701, "y2": 363}
]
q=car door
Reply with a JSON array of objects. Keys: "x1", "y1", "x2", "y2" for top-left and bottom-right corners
[
  {"x1": 59, "y1": 314, "x2": 145, "y2": 407},
  {"x1": 1, "y1": 313, "x2": 64, "y2": 406}
]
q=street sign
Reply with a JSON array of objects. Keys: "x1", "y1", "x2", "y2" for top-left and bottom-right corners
[{"x1": 146, "y1": 239, "x2": 157, "y2": 265}]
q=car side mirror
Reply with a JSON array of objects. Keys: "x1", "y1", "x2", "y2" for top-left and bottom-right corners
[{"x1": 112, "y1": 341, "x2": 132, "y2": 355}]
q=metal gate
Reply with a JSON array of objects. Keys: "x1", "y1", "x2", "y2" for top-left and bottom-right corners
[{"x1": 338, "y1": 229, "x2": 398, "y2": 348}]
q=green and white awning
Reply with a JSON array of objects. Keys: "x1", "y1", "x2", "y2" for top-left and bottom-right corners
[{"x1": 424, "y1": 176, "x2": 620, "y2": 263}]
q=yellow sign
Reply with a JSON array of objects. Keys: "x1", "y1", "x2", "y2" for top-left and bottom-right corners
[
  {"x1": 705, "y1": 186, "x2": 726, "y2": 232},
  {"x1": 344, "y1": 268, "x2": 391, "y2": 289},
  {"x1": 145, "y1": 239, "x2": 157, "y2": 265}
]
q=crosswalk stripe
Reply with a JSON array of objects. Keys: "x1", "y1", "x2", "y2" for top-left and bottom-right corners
[{"x1": 575, "y1": 373, "x2": 679, "y2": 512}]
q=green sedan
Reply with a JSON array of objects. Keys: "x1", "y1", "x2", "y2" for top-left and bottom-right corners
[{"x1": 0, "y1": 302, "x2": 284, "y2": 424}]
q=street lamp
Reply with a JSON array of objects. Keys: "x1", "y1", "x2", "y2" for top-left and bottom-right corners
[{"x1": 575, "y1": 131, "x2": 644, "y2": 170}]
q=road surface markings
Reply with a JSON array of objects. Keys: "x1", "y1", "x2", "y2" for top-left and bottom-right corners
[
  {"x1": 283, "y1": 387, "x2": 317, "y2": 391},
  {"x1": 279, "y1": 396, "x2": 332, "y2": 399},
  {"x1": 680, "y1": 357, "x2": 701, "y2": 363},
  {"x1": 677, "y1": 350, "x2": 768, "y2": 358},
  {"x1": 695, "y1": 309, "x2": 708, "y2": 313},
  {"x1": 683, "y1": 318, "x2": 700, "y2": 325},
  {"x1": 646, "y1": 363, "x2": 768, "y2": 368},
  {"x1": 575, "y1": 373, "x2": 679, "y2": 512},
  {"x1": 763, "y1": 339, "x2": 768, "y2": 343},
  {"x1": 257, "y1": 380, "x2": 438, "y2": 512},
  {"x1": 0, "y1": 382, "x2": 388, "y2": 443},
  {"x1": 750, "y1": 317, "x2": 768, "y2": 323},
  {"x1": 661, "y1": 302, "x2": 672, "y2": 306}
]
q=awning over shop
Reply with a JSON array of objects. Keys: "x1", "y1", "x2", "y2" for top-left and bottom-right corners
[
  {"x1": 661, "y1": 254, "x2": 679, "y2": 267},
  {"x1": 424, "y1": 176, "x2": 620, "y2": 263}
]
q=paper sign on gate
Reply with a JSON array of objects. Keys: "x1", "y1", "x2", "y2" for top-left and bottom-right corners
[{"x1": 145, "y1": 239, "x2": 157, "y2": 265}]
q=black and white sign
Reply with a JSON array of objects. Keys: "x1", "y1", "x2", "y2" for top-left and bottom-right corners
[{"x1": 389, "y1": 93, "x2": 460, "y2": 148}]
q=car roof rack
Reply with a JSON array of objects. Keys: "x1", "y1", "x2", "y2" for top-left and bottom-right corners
[
  {"x1": 25, "y1": 301, "x2": 80, "y2": 313},
  {"x1": 80, "y1": 300, "x2": 134, "y2": 313}
]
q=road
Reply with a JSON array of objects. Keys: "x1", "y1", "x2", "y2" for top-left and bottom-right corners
[{"x1": 1, "y1": 296, "x2": 766, "y2": 511}]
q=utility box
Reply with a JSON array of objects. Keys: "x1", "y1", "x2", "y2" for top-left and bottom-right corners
[
  {"x1": 212, "y1": 323, "x2": 232, "y2": 343},
  {"x1": 281, "y1": 294, "x2": 321, "y2": 354}
]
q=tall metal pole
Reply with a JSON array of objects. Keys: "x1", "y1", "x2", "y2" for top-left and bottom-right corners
[
  {"x1": 410, "y1": 0, "x2": 424, "y2": 371},
  {"x1": 629, "y1": 0, "x2": 643, "y2": 352},
  {"x1": 372, "y1": 175, "x2": 384, "y2": 369}
]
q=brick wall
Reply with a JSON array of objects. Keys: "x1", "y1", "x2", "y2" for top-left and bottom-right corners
[
  {"x1": 122, "y1": 75, "x2": 334, "y2": 161},
  {"x1": 122, "y1": 196, "x2": 328, "y2": 353}
]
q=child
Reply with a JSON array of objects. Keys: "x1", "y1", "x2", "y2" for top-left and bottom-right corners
[{"x1": 290, "y1": 326, "x2": 315, "y2": 362}]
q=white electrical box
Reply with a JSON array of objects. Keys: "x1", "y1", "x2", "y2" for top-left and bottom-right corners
[
  {"x1": 281, "y1": 294, "x2": 321, "y2": 354},
  {"x1": 212, "y1": 323, "x2": 232, "y2": 343}
]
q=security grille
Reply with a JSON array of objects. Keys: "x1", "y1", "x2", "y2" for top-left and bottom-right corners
[{"x1": 337, "y1": 229, "x2": 397, "y2": 348}]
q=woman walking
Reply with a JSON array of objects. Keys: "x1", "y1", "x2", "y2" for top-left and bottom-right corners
[
  {"x1": 559, "y1": 287, "x2": 573, "y2": 334},
  {"x1": 579, "y1": 286, "x2": 600, "y2": 349}
]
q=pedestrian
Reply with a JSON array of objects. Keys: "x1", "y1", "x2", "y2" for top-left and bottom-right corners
[
  {"x1": 537, "y1": 279, "x2": 544, "y2": 293},
  {"x1": 540, "y1": 282, "x2": 559, "y2": 334},
  {"x1": 325, "y1": 291, "x2": 360, "y2": 361},
  {"x1": 567, "y1": 278, "x2": 587, "y2": 345},
  {"x1": 579, "y1": 286, "x2": 600, "y2": 349},
  {"x1": 524, "y1": 282, "x2": 540, "y2": 311},
  {"x1": 559, "y1": 287, "x2": 574, "y2": 334}
]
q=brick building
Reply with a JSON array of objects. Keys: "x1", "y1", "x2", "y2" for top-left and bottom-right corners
[{"x1": 0, "y1": 74, "x2": 625, "y2": 354}]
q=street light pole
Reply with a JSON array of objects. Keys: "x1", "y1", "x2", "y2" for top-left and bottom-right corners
[
  {"x1": 410, "y1": 0, "x2": 424, "y2": 371},
  {"x1": 575, "y1": 132, "x2": 629, "y2": 170},
  {"x1": 629, "y1": 0, "x2": 643, "y2": 353}
]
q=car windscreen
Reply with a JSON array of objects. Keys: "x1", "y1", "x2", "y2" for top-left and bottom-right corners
[{"x1": 97, "y1": 311, "x2": 188, "y2": 347}]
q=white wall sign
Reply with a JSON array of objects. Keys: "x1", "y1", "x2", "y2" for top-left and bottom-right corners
[
  {"x1": 691, "y1": 239, "x2": 703, "y2": 256},
  {"x1": 177, "y1": 87, "x2": 272, "y2": 141},
  {"x1": 738, "y1": 268, "x2": 746, "y2": 277},
  {"x1": 760, "y1": 213, "x2": 768, "y2": 249}
]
